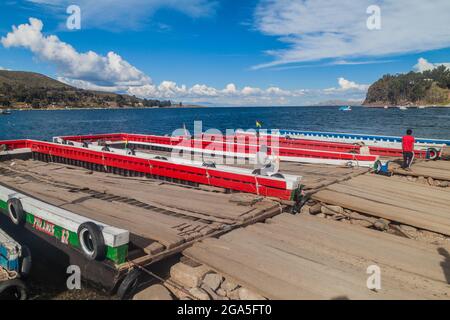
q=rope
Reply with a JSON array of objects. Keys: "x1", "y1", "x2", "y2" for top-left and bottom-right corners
[
  {"x1": 254, "y1": 175, "x2": 260, "y2": 196},
  {"x1": 205, "y1": 169, "x2": 211, "y2": 186},
  {"x1": 147, "y1": 159, "x2": 153, "y2": 176},
  {"x1": 101, "y1": 152, "x2": 107, "y2": 171},
  {"x1": 0, "y1": 266, "x2": 18, "y2": 280}
]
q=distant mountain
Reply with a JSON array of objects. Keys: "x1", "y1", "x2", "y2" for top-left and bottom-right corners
[
  {"x1": 312, "y1": 99, "x2": 363, "y2": 107},
  {"x1": 364, "y1": 66, "x2": 450, "y2": 107},
  {"x1": 0, "y1": 70, "x2": 172, "y2": 109}
]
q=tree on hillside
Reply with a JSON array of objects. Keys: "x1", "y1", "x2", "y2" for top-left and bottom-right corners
[{"x1": 364, "y1": 66, "x2": 450, "y2": 105}]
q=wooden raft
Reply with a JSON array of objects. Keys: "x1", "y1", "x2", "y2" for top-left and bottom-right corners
[
  {"x1": 0, "y1": 160, "x2": 282, "y2": 259},
  {"x1": 184, "y1": 214, "x2": 450, "y2": 300},
  {"x1": 312, "y1": 174, "x2": 450, "y2": 236}
]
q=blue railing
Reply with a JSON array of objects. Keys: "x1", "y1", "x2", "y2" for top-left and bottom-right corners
[{"x1": 278, "y1": 129, "x2": 450, "y2": 146}]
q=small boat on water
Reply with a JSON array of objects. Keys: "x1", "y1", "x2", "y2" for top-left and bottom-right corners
[
  {"x1": 398, "y1": 106, "x2": 408, "y2": 110},
  {"x1": 1, "y1": 110, "x2": 12, "y2": 115},
  {"x1": 339, "y1": 106, "x2": 352, "y2": 111}
]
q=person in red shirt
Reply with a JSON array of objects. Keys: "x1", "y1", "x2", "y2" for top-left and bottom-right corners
[{"x1": 402, "y1": 129, "x2": 415, "y2": 169}]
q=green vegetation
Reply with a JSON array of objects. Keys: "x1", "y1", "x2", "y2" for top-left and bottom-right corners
[
  {"x1": 0, "y1": 70, "x2": 172, "y2": 109},
  {"x1": 364, "y1": 66, "x2": 450, "y2": 106}
]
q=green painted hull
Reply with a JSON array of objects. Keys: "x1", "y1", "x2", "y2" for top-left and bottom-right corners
[{"x1": 0, "y1": 199, "x2": 128, "y2": 264}]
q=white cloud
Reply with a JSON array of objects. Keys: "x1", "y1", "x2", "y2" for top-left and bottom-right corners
[
  {"x1": 254, "y1": 0, "x2": 450, "y2": 69},
  {"x1": 324, "y1": 78, "x2": 369, "y2": 93},
  {"x1": 223, "y1": 83, "x2": 237, "y2": 94},
  {"x1": 338, "y1": 77, "x2": 369, "y2": 91},
  {"x1": 241, "y1": 86, "x2": 263, "y2": 96},
  {"x1": 1, "y1": 18, "x2": 151, "y2": 87},
  {"x1": 127, "y1": 79, "x2": 363, "y2": 106},
  {"x1": 57, "y1": 77, "x2": 124, "y2": 92},
  {"x1": 413, "y1": 57, "x2": 450, "y2": 72},
  {"x1": 1, "y1": 18, "x2": 366, "y2": 105},
  {"x1": 27, "y1": 0, "x2": 217, "y2": 29}
]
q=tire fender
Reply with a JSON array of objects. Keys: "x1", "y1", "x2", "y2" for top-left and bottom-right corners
[
  {"x1": 77, "y1": 222, "x2": 106, "y2": 261},
  {"x1": 373, "y1": 160, "x2": 382, "y2": 173},
  {"x1": 116, "y1": 268, "x2": 142, "y2": 300},
  {"x1": 7, "y1": 198, "x2": 26, "y2": 226},
  {"x1": 126, "y1": 148, "x2": 136, "y2": 156},
  {"x1": 20, "y1": 245, "x2": 32, "y2": 278},
  {"x1": 202, "y1": 161, "x2": 216, "y2": 168},
  {"x1": 0, "y1": 279, "x2": 28, "y2": 300},
  {"x1": 427, "y1": 148, "x2": 439, "y2": 160}
]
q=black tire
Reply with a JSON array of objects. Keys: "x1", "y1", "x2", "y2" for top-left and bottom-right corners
[
  {"x1": 7, "y1": 198, "x2": 26, "y2": 226},
  {"x1": 116, "y1": 268, "x2": 141, "y2": 300},
  {"x1": 202, "y1": 161, "x2": 216, "y2": 168},
  {"x1": 82, "y1": 142, "x2": 89, "y2": 148},
  {"x1": 252, "y1": 169, "x2": 261, "y2": 175},
  {"x1": 270, "y1": 173, "x2": 285, "y2": 179},
  {"x1": 77, "y1": 222, "x2": 106, "y2": 261},
  {"x1": 102, "y1": 146, "x2": 110, "y2": 152},
  {"x1": 126, "y1": 148, "x2": 136, "y2": 156},
  {"x1": 345, "y1": 161, "x2": 355, "y2": 168},
  {"x1": 0, "y1": 279, "x2": 28, "y2": 300},
  {"x1": 20, "y1": 245, "x2": 32, "y2": 278},
  {"x1": 373, "y1": 160, "x2": 382, "y2": 173},
  {"x1": 68, "y1": 142, "x2": 74, "y2": 146},
  {"x1": 154, "y1": 156, "x2": 168, "y2": 161},
  {"x1": 427, "y1": 148, "x2": 439, "y2": 160}
]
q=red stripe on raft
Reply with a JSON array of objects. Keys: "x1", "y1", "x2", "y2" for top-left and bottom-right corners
[
  {"x1": 0, "y1": 139, "x2": 29, "y2": 150},
  {"x1": 59, "y1": 133, "x2": 379, "y2": 162},
  {"x1": 229, "y1": 133, "x2": 429, "y2": 158},
  {"x1": 23, "y1": 140, "x2": 294, "y2": 200}
]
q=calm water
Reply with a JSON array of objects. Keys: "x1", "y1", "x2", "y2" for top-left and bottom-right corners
[{"x1": 1, "y1": 106, "x2": 450, "y2": 141}]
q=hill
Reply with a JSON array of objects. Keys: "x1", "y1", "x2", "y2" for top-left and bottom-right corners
[
  {"x1": 312, "y1": 99, "x2": 363, "y2": 107},
  {"x1": 0, "y1": 70, "x2": 171, "y2": 109},
  {"x1": 364, "y1": 66, "x2": 450, "y2": 106}
]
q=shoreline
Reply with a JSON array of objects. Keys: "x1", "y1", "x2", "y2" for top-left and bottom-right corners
[{"x1": 1, "y1": 105, "x2": 207, "y2": 111}]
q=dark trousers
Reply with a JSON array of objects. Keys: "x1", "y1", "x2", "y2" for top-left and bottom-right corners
[{"x1": 402, "y1": 151, "x2": 414, "y2": 168}]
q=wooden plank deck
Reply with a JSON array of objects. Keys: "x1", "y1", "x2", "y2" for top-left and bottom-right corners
[
  {"x1": 391, "y1": 160, "x2": 450, "y2": 181},
  {"x1": 312, "y1": 174, "x2": 450, "y2": 235},
  {"x1": 184, "y1": 214, "x2": 450, "y2": 300},
  {"x1": 0, "y1": 159, "x2": 282, "y2": 258}
]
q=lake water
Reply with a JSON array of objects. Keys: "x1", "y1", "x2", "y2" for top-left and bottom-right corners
[{"x1": 1, "y1": 106, "x2": 450, "y2": 141}]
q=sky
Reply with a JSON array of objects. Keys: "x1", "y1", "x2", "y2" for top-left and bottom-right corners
[{"x1": 0, "y1": 0, "x2": 449, "y2": 106}]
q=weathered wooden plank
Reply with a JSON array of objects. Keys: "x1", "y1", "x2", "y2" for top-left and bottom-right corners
[
  {"x1": 327, "y1": 183, "x2": 450, "y2": 218},
  {"x1": 185, "y1": 215, "x2": 450, "y2": 299},
  {"x1": 312, "y1": 189, "x2": 450, "y2": 235}
]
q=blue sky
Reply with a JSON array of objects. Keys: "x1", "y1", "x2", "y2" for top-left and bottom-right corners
[{"x1": 1, "y1": 0, "x2": 450, "y2": 105}]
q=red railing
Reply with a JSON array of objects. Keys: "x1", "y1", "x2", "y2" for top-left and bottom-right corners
[
  {"x1": 0, "y1": 139, "x2": 30, "y2": 150},
  {"x1": 0, "y1": 139, "x2": 298, "y2": 200},
  {"x1": 60, "y1": 133, "x2": 379, "y2": 162}
]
